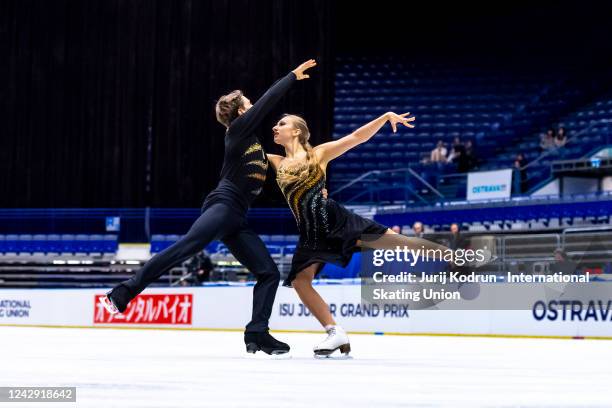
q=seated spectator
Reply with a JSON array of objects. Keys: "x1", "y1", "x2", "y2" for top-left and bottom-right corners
[
  {"x1": 464, "y1": 139, "x2": 477, "y2": 170},
  {"x1": 540, "y1": 129, "x2": 555, "y2": 151},
  {"x1": 448, "y1": 223, "x2": 467, "y2": 250},
  {"x1": 412, "y1": 221, "x2": 424, "y2": 238},
  {"x1": 448, "y1": 137, "x2": 469, "y2": 172},
  {"x1": 550, "y1": 248, "x2": 577, "y2": 275},
  {"x1": 184, "y1": 250, "x2": 215, "y2": 284},
  {"x1": 391, "y1": 225, "x2": 401, "y2": 234},
  {"x1": 555, "y1": 126, "x2": 567, "y2": 148},
  {"x1": 430, "y1": 140, "x2": 448, "y2": 163}
]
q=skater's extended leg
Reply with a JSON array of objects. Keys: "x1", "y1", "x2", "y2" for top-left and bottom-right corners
[
  {"x1": 109, "y1": 204, "x2": 239, "y2": 311},
  {"x1": 223, "y1": 226, "x2": 280, "y2": 333},
  {"x1": 359, "y1": 228, "x2": 450, "y2": 252},
  {"x1": 222, "y1": 227, "x2": 289, "y2": 354}
]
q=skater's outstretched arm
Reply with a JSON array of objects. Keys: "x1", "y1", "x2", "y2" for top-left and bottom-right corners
[
  {"x1": 314, "y1": 112, "x2": 415, "y2": 167},
  {"x1": 228, "y1": 59, "x2": 317, "y2": 140}
]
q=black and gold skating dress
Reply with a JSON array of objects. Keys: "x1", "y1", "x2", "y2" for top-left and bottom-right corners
[{"x1": 277, "y1": 160, "x2": 388, "y2": 286}]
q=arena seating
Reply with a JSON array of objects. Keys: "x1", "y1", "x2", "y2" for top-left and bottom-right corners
[
  {"x1": 0, "y1": 233, "x2": 303, "y2": 288},
  {"x1": 375, "y1": 195, "x2": 612, "y2": 233},
  {"x1": 0, "y1": 234, "x2": 118, "y2": 255},
  {"x1": 329, "y1": 58, "x2": 611, "y2": 202},
  {"x1": 480, "y1": 95, "x2": 612, "y2": 192},
  {"x1": 149, "y1": 234, "x2": 299, "y2": 256}
]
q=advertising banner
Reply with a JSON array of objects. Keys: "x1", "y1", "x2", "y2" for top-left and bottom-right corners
[{"x1": 467, "y1": 169, "x2": 513, "y2": 201}]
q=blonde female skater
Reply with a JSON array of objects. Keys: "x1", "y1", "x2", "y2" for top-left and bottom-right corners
[{"x1": 267, "y1": 112, "x2": 451, "y2": 357}]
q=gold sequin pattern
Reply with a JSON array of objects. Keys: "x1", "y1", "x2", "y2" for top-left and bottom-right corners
[
  {"x1": 247, "y1": 173, "x2": 266, "y2": 181},
  {"x1": 246, "y1": 160, "x2": 267, "y2": 170},
  {"x1": 277, "y1": 162, "x2": 329, "y2": 249},
  {"x1": 243, "y1": 143, "x2": 263, "y2": 157}
]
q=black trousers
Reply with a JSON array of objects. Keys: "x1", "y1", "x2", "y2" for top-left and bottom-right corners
[{"x1": 119, "y1": 202, "x2": 280, "y2": 333}]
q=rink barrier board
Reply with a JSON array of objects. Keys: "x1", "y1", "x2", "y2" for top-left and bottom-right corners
[
  {"x1": 1, "y1": 324, "x2": 611, "y2": 341},
  {"x1": 1, "y1": 285, "x2": 612, "y2": 339}
]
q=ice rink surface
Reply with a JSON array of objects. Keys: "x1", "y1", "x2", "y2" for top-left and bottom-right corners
[{"x1": 1, "y1": 326, "x2": 611, "y2": 408}]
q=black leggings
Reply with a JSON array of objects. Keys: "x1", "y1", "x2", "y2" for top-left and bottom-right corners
[{"x1": 120, "y1": 203, "x2": 280, "y2": 333}]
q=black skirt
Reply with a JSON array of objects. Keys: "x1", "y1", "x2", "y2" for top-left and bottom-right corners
[{"x1": 283, "y1": 199, "x2": 388, "y2": 287}]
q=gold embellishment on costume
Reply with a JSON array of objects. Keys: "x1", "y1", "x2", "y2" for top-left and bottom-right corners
[
  {"x1": 247, "y1": 173, "x2": 266, "y2": 181},
  {"x1": 280, "y1": 166, "x2": 323, "y2": 228},
  {"x1": 293, "y1": 170, "x2": 321, "y2": 213},
  {"x1": 246, "y1": 160, "x2": 267, "y2": 170},
  {"x1": 275, "y1": 161, "x2": 329, "y2": 248},
  {"x1": 243, "y1": 143, "x2": 262, "y2": 157}
]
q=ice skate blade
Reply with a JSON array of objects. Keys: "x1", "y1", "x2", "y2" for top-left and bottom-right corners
[
  {"x1": 245, "y1": 343, "x2": 259, "y2": 354},
  {"x1": 314, "y1": 343, "x2": 351, "y2": 359},
  {"x1": 245, "y1": 350, "x2": 292, "y2": 360},
  {"x1": 99, "y1": 295, "x2": 119, "y2": 315},
  {"x1": 314, "y1": 353, "x2": 353, "y2": 360},
  {"x1": 245, "y1": 343, "x2": 291, "y2": 357}
]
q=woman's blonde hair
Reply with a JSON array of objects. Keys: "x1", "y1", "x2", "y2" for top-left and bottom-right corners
[{"x1": 277, "y1": 114, "x2": 319, "y2": 185}]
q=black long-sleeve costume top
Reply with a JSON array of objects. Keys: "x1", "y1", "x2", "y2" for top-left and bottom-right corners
[{"x1": 202, "y1": 72, "x2": 296, "y2": 215}]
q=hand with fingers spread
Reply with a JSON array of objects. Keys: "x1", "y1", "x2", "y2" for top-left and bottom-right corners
[
  {"x1": 292, "y1": 59, "x2": 317, "y2": 80},
  {"x1": 386, "y1": 112, "x2": 415, "y2": 133}
]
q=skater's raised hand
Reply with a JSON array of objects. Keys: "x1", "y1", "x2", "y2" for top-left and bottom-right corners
[
  {"x1": 292, "y1": 59, "x2": 317, "y2": 80},
  {"x1": 314, "y1": 112, "x2": 411, "y2": 166},
  {"x1": 387, "y1": 112, "x2": 415, "y2": 133}
]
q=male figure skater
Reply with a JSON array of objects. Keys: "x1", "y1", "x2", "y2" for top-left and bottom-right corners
[{"x1": 100, "y1": 59, "x2": 318, "y2": 355}]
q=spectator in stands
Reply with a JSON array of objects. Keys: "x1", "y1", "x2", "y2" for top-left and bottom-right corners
[
  {"x1": 448, "y1": 223, "x2": 467, "y2": 250},
  {"x1": 464, "y1": 139, "x2": 477, "y2": 170},
  {"x1": 550, "y1": 248, "x2": 577, "y2": 275},
  {"x1": 412, "y1": 221, "x2": 424, "y2": 238},
  {"x1": 447, "y1": 137, "x2": 460, "y2": 162},
  {"x1": 448, "y1": 137, "x2": 469, "y2": 172},
  {"x1": 512, "y1": 153, "x2": 527, "y2": 194},
  {"x1": 430, "y1": 140, "x2": 448, "y2": 166},
  {"x1": 540, "y1": 129, "x2": 555, "y2": 151},
  {"x1": 555, "y1": 126, "x2": 567, "y2": 148},
  {"x1": 184, "y1": 250, "x2": 215, "y2": 284},
  {"x1": 448, "y1": 223, "x2": 473, "y2": 277},
  {"x1": 391, "y1": 225, "x2": 401, "y2": 234}
]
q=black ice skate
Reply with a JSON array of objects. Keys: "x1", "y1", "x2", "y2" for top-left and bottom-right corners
[{"x1": 244, "y1": 331, "x2": 290, "y2": 355}]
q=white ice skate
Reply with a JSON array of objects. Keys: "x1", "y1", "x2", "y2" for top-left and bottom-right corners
[
  {"x1": 313, "y1": 326, "x2": 351, "y2": 359},
  {"x1": 98, "y1": 293, "x2": 120, "y2": 315}
]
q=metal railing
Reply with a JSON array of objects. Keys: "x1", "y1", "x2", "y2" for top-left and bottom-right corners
[
  {"x1": 330, "y1": 167, "x2": 444, "y2": 204},
  {"x1": 498, "y1": 225, "x2": 612, "y2": 274}
]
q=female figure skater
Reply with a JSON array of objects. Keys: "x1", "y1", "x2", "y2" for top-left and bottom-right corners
[
  {"x1": 268, "y1": 112, "x2": 451, "y2": 357},
  {"x1": 100, "y1": 59, "x2": 317, "y2": 355}
]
